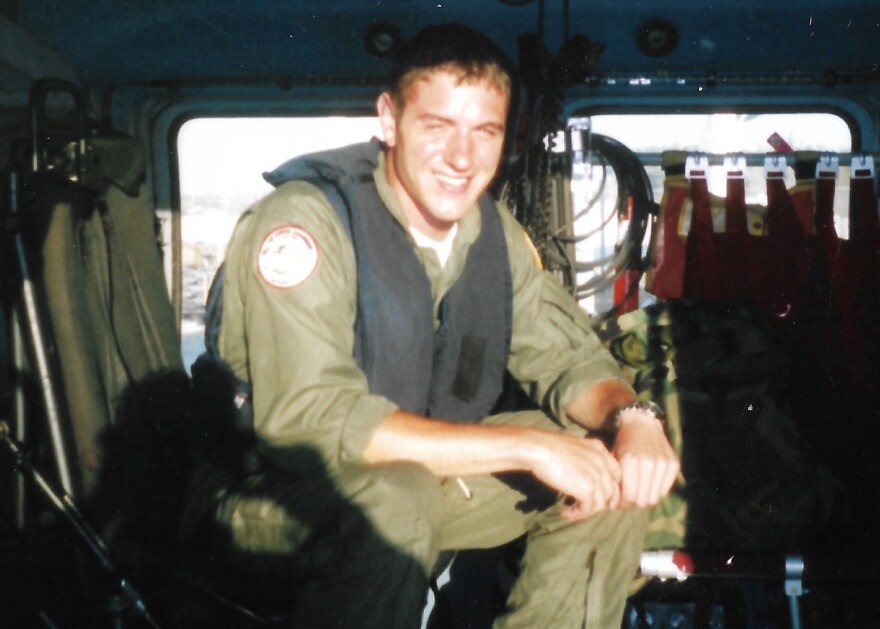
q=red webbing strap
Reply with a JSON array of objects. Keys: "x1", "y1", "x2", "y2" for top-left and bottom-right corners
[
  {"x1": 647, "y1": 153, "x2": 690, "y2": 300},
  {"x1": 763, "y1": 158, "x2": 810, "y2": 318},
  {"x1": 747, "y1": 163, "x2": 778, "y2": 313},
  {"x1": 835, "y1": 156, "x2": 880, "y2": 383},
  {"x1": 783, "y1": 155, "x2": 843, "y2": 378},
  {"x1": 813, "y1": 157, "x2": 840, "y2": 272},
  {"x1": 803, "y1": 157, "x2": 840, "y2": 330},
  {"x1": 804, "y1": 156, "x2": 842, "y2": 359},
  {"x1": 789, "y1": 152, "x2": 819, "y2": 239},
  {"x1": 682, "y1": 156, "x2": 722, "y2": 301},
  {"x1": 714, "y1": 158, "x2": 752, "y2": 305},
  {"x1": 788, "y1": 153, "x2": 823, "y2": 309},
  {"x1": 850, "y1": 156, "x2": 880, "y2": 242},
  {"x1": 614, "y1": 268, "x2": 641, "y2": 313}
]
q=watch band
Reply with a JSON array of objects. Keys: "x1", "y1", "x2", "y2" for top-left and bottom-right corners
[{"x1": 613, "y1": 399, "x2": 666, "y2": 431}]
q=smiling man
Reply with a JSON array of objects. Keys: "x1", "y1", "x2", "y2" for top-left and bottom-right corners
[
  {"x1": 378, "y1": 67, "x2": 508, "y2": 238},
  {"x1": 193, "y1": 23, "x2": 678, "y2": 629}
]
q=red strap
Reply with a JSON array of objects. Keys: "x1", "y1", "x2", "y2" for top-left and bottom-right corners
[
  {"x1": 712, "y1": 172, "x2": 752, "y2": 305},
  {"x1": 835, "y1": 164, "x2": 880, "y2": 383},
  {"x1": 762, "y1": 172, "x2": 810, "y2": 318},
  {"x1": 648, "y1": 177, "x2": 690, "y2": 300},
  {"x1": 683, "y1": 173, "x2": 721, "y2": 300}
]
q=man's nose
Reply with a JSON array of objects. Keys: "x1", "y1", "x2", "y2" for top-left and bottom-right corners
[{"x1": 444, "y1": 131, "x2": 473, "y2": 171}]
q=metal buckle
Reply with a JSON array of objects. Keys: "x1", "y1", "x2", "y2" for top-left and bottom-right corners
[
  {"x1": 685, "y1": 154, "x2": 709, "y2": 179},
  {"x1": 764, "y1": 154, "x2": 787, "y2": 180},
  {"x1": 724, "y1": 154, "x2": 746, "y2": 179},
  {"x1": 851, "y1": 154, "x2": 875, "y2": 180},
  {"x1": 815, "y1": 153, "x2": 840, "y2": 180}
]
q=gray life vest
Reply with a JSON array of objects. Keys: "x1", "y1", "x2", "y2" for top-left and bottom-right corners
[{"x1": 243, "y1": 140, "x2": 512, "y2": 422}]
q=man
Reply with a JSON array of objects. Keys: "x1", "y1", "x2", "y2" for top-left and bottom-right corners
[{"x1": 198, "y1": 23, "x2": 678, "y2": 629}]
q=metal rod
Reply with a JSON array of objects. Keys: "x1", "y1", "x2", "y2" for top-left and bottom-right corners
[
  {"x1": 785, "y1": 554, "x2": 805, "y2": 629},
  {"x1": 634, "y1": 151, "x2": 879, "y2": 168},
  {"x1": 12, "y1": 308, "x2": 27, "y2": 529},
  {"x1": 0, "y1": 420, "x2": 160, "y2": 629},
  {"x1": 588, "y1": 71, "x2": 880, "y2": 88},
  {"x1": 8, "y1": 172, "x2": 76, "y2": 497}
]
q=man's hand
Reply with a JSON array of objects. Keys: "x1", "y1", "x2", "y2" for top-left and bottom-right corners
[
  {"x1": 528, "y1": 433, "x2": 623, "y2": 521},
  {"x1": 364, "y1": 410, "x2": 622, "y2": 521},
  {"x1": 612, "y1": 410, "x2": 679, "y2": 508}
]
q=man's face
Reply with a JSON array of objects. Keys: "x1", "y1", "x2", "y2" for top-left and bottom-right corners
[{"x1": 377, "y1": 71, "x2": 509, "y2": 239}]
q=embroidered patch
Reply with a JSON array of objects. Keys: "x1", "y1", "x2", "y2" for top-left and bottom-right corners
[{"x1": 257, "y1": 225, "x2": 318, "y2": 289}]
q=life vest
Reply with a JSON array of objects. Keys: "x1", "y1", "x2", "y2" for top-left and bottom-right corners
[{"x1": 237, "y1": 140, "x2": 513, "y2": 422}]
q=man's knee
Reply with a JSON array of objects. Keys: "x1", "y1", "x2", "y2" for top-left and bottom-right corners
[
  {"x1": 607, "y1": 505, "x2": 650, "y2": 539},
  {"x1": 570, "y1": 505, "x2": 650, "y2": 547}
]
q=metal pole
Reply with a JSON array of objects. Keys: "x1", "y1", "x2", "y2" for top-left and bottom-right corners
[
  {"x1": 0, "y1": 420, "x2": 160, "y2": 628},
  {"x1": 8, "y1": 172, "x2": 76, "y2": 497},
  {"x1": 11, "y1": 308, "x2": 27, "y2": 529},
  {"x1": 785, "y1": 554, "x2": 805, "y2": 629}
]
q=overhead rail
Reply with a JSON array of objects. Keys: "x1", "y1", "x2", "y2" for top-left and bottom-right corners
[
  {"x1": 586, "y1": 69, "x2": 880, "y2": 88},
  {"x1": 633, "y1": 152, "x2": 880, "y2": 168}
]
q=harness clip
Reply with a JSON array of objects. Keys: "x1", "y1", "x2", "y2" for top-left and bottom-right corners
[
  {"x1": 723, "y1": 154, "x2": 747, "y2": 179},
  {"x1": 815, "y1": 153, "x2": 840, "y2": 180},
  {"x1": 763, "y1": 154, "x2": 788, "y2": 180},
  {"x1": 850, "y1": 154, "x2": 875, "y2": 180},
  {"x1": 685, "y1": 154, "x2": 709, "y2": 179}
]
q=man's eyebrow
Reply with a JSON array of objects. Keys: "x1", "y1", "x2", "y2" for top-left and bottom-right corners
[
  {"x1": 477, "y1": 120, "x2": 505, "y2": 133},
  {"x1": 418, "y1": 113, "x2": 454, "y2": 125},
  {"x1": 418, "y1": 113, "x2": 505, "y2": 132}
]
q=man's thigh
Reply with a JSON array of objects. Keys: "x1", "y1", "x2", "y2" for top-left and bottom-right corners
[{"x1": 439, "y1": 410, "x2": 575, "y2": 551}]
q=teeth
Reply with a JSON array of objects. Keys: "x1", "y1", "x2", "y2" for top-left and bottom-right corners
[{"x1": 437, "y1": 174, "x2": 467, "y2": 188}]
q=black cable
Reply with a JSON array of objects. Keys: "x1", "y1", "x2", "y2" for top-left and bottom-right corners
[
  {"x1": 509, "y1": 126, "x2": 655, "y2": 316},
  {"x1": 569, "y1": 157, "x2": 608, "y2": 226},
  {"x1": 559, "y1": 133, "x2": 657, "y2": 317}
]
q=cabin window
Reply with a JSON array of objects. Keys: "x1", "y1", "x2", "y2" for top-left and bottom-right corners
[
  {"x1": 561, "y1": 113, "x2": 853, "y2": 314},
  {"x1": 176, "y1": 112, "x2": 853, "y2": 362},
  {"x1": 176, "y1": 116, "x2": 382, "y2": 368}
]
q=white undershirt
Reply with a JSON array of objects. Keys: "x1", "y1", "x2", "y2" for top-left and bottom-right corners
[{"x1": 409, "y1": 223, "x2": 459, "y2": 268}]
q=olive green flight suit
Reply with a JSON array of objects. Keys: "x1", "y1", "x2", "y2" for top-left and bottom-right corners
[{"x1": 210, "y1": 153, "x2": 647, "y2": 628}]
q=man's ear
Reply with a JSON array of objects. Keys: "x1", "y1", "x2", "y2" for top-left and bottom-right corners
[{"x1": 376, "y1": 92, "x2": 397, "y2": 147}]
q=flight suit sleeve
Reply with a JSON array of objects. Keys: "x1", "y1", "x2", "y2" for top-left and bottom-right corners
[
  {"x1": 218, "y1": 181, "x2": 398, "y2": 473},
  {"x1": 498, "y1": 206, "x2": 630, "y2": 427}
]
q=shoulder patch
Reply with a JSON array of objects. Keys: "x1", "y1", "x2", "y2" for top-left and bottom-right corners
[{"x1": 257, "y1": 225, "x2": 319, "y2": 289}]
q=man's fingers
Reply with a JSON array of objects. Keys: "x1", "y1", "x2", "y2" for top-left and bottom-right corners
[
  {"x1": 613, "y1": 415, "x2": 681, "y2": 508},
  {"x1": 619, "y1": 453, "x2": 681, "y2": 507},
  {"x1": 628, "y1": 456, "x2": 656, "y2": 506},
  {"x1": 557, "y1": 446, "x2": 622, "y2": 521},
  {"x1": 565, "y1": 439, "x2": 620, "y2": 503},
  {"x1": 561, "y1": 489, "x2": 617, "y2": 521},
  {"x1": 565, "y1": 470, "x2": 619, "y2": 516},
  {"x1": 648, "y1": 458, "x2": 676, "y2": 503}
]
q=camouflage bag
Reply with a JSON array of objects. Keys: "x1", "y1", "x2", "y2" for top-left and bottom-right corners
[{"x1": 596, "y1": 302, "x2": 687, "y2": 551}]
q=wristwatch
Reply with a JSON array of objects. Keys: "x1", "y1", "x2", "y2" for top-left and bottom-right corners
[{"x1": 613, "y1": 399, "x2": 666, "y2": 431}]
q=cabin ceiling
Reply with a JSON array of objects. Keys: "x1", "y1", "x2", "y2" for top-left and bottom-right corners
[{"x1": 9, "y1": 0, "x2": 880, "y2": 89}]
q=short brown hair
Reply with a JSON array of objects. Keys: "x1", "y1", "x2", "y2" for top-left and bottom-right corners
[{"x1": 390, "y1": 24, "x2": 513, "y2": 108}]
